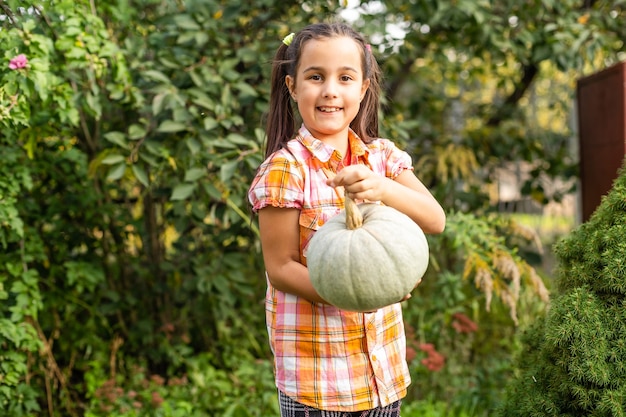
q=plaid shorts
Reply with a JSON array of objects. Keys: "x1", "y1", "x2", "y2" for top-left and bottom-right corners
[{"x1": 278, "y1": 391, "x2": 402, "y2": 417}]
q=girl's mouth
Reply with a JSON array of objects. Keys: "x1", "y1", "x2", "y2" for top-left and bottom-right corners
[{"x1": 318, "y1": 106, "x2": 342, "y2": 113}]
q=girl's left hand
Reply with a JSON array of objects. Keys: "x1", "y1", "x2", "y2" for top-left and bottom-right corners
[{"x1": 327, "y1": 165, "x2": 387, "y2": 201}]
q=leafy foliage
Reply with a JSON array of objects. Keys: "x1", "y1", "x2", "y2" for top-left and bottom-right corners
[
  {"x1": 498, "y1": 166, "x2": 626, "y2": 415},
  {"x1": 352, "y1": 0, "x2": 625, "y2": 209},
  {"x1": 82, "y1": 353, "x2": 279, "y2": 417},
  {"x1": 402, "y1": 213, "x2": 549, "y2": 414},
  {"x1": 0, "y1": 0, "x2": 624, "y2": 415},
  {"x1": 0, "y1": 0, "x2": 303, "y2": 414}
]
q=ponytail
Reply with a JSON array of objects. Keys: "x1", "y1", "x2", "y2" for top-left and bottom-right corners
[
  {"x1": 350, "y1": 45, "x2": 382, "y2": 143},
  {"x1": 265, "y1": 44, "x2": 296, "y2": 159}
]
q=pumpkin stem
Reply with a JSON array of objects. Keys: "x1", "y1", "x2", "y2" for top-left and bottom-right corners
[{"x1": 345, "y1": 196, "x2": 363, "y2": 230}]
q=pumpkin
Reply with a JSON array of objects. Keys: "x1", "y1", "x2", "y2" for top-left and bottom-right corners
[{"x1": 306, "y1": 196, "x2": 429, "y2": 312}]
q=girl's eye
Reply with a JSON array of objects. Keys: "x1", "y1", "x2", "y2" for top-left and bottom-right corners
[
  {"x1": 341, "y1": 75, "x2": 353, "y2": 82},
  {"x1": 310, "y1": 74, "x2": 322, "y2": 81}
]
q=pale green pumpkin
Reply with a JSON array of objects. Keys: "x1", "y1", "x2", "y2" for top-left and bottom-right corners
[{"x1": 306, "y1": 197, "x2": 429, "y2": 312}]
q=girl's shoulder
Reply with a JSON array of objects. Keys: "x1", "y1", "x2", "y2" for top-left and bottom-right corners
[
  {"x1": 256, "y1": 139, "x2": 312, "y2": 178},
  {"x1": 360, "y1": 137, "x2": 413, "y2": 174},
  {"x1": 364, "y1": 137, "x2": 401, "y2": 151},
  {"x1": 261, "y1": 140, "x2": 304, "y2": 163},
  {"x1": 362, "y1": 137, "x2": 408, "y2": 159},
  {"x1": 263, "y1": 137, "x2": 322, "y2": 169}
]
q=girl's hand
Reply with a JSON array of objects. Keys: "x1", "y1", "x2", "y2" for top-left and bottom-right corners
[
  {"x1": 328, "y1": 165, "x2": 446, "y2": 234},
  {"x1": 327, "y1": 165, "x2": 387, "y2": 201}
]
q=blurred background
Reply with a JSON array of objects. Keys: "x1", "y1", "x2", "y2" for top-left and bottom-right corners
[{"x1": 1, "y1": 0, "x2": 625, "y2": 415}]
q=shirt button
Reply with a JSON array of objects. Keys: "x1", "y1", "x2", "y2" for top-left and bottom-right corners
[{"x1": 372, "y1": 355, "x2": 377, "y2": 361}]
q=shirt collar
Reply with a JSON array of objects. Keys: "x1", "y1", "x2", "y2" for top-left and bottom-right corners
[{"x1": 295, "y1": 125, "x2": 369, "y2": 163}]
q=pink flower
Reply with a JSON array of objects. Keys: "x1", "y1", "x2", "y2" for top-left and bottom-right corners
[
  {"x1": 418, "y1": 343, "x2": 446, "y2": 371},
  {"x1": 9, "y1": 54, "x2": 28, "y2": 70},
  {"x1": 451, "y1": 312, "x2": 478, "y2": 334}
]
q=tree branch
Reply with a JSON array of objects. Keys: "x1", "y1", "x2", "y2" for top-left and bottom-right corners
[
  {"x1": 384, "y1": 57, "x2": 416, "y2": 109},
  {"x1": 0, "y1": 1, "x2": 16, "y2": 25},
  {"x1": 487, "y1": 63, "x2": 539, "y2": 127}
]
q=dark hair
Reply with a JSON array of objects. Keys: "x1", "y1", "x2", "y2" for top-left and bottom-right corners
[{"x1": 264, "y1": 22, "x2": 382, "y2": 159}]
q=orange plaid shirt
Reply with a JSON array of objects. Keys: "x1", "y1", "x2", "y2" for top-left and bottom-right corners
[{"x1": 248, "y1": 126, "x2": 412, "y2": 412}]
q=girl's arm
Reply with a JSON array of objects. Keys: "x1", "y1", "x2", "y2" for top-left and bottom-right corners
[
  {"x1": 257, "y1": 206, "x2": 327, "y2": 303},
  {"x1": 328, "y1": 166, "x2": 446, "y2": 234}
]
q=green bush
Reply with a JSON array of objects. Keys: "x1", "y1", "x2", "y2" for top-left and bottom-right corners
[
  {"x1": 402, "y1": 399, "x2": 472, "y2": 417},
  {"x1": 498, "y1": 165, "x2": 626, "y2": 415},
  {"x1": 1, "y1": 1, "x2": 282, "y2": 414},
  {"x1": 83, "y1": 353, "x2": 278, "y2": 417}
]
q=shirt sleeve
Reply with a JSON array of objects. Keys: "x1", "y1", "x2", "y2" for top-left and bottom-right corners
[
  {"x1": 378, "y1": 138, "x2": 413, "y2": 179},
  {"x1": 248, "y1": 151, "x2": 304, "y2": 213}
]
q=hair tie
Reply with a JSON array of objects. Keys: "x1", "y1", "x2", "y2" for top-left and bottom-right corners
[
  {"x1": 282, "y1": 33, "x2": 295, "y2": 46},
  {"x1": 366, "y1": 44, "x2": 372, "y2": 53}
]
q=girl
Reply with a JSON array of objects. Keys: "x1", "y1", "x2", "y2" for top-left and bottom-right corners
[{"x1": 248, "y1": 22, "x2": 446, "y2": 416}]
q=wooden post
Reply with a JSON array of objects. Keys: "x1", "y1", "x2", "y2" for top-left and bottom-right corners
[{"x1": 576, "y1": 61, "x2": 626, "y2": 222}]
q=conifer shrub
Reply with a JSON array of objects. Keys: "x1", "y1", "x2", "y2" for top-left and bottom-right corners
[{"x1": 498, "y1": 166, "x2": 626, "y2": 416}]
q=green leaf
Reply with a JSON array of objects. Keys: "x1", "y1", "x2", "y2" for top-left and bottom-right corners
[
  {"x1": 226, "y1": 133, "x2": 252, "y2": 146},
  {"x1": 140, "y1": 153, "x2": 158, "y2": 167},
  {"x1": 223, "y1": 402, "x2": 252, "y2": 417},
  {"x1": 220, "y1": 160, "x2": 238, "y2": 182},
  {"x1": 184, "y1": 167, "x2": 206, "y2": 182},
  {"x1": 186, "y1": 137, "x2": 201, "y2": 154},
  {"x1": 85, "y1": 92, "x2": 102, "y2": 119},
  {"x1": 152, "y1": 93, "x2": 167, "y2": 116},
  {"x1": 132, "y1": 164, "x2": 149, "y2": 187},
  {"x1": 190, "y1": 90, "x2": 215, "y2": 109},
  {"x1": 144, "y1": 70, "x2": 172, "y2": 84},
  {"x1": 177, "y1": 31, "x2": 197, "y2": 44},
  {"x1": 171, "y1": 183, "x2": 196, "y2": 200},
  {"x1": 254, "y1": 127, "x2": 266, "y2": 144},
  {"x1": 106, "y1": 162, "x2": 126, "y2": 181},
  {"x1": 532, "y1": 44, "x2": 552, "y2": 62},
  {"x1": 209, "y1": 138, "x2": 236, "y2": 149},
  {"x1": 204, "y1": 183, "x2": 222, "y2": 200},
  {"x1": 236, "y1": 47, "x2": 258, "y2": 64},
  {"x1": 235, "y1": 82, "x2": 258, "y2": 98},
  {"x1": 101, "y1": 154, "x2": 125, "y2": 165},
  {"x1": 128, "y1": 124, "x2": 146, "y2": 140},
  {"x1": 173, "y1": 14, "x2": 201, "y2": 30},
  {"x1": 189, "y1": 70, "x2": 204, "y2": 87},
  {"x1": 221, "y1": 84, "x2": 233, "y2": 106},
  {"x1": 157, "y1": 120, "x2": 187, "y2": 133},
  {"x1": 104, "y1": 131, "x2": 128, "y2": 148},
  {"x1": 195, "y1": 32, "x2": 209, "y2": 46},
  {"x1": 204, "y1": 117, "x2": 219, "y2": 131}
]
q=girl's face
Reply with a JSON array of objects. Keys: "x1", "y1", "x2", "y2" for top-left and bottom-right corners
[{"x1": 286, "y1": 36, "x2": 370, "y2": 148}]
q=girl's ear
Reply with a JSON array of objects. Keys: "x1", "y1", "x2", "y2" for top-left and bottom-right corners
[
  {"x1": 360, "y1": 78, "x2": 371, "y2": 101},
  {"x1": 285, "y1": 75, "x2": 296, "y2": 100}
]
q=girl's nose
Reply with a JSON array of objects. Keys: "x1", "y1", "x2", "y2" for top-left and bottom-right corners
[{"x1": 322, "y1": 80, "x2": 339, "y2": 98}]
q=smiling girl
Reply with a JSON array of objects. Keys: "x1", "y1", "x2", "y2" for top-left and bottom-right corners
[{"x1": 248, "y1": 22, "x2": 445, "y2": 416}]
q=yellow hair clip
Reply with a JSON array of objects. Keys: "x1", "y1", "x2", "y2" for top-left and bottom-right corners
[{"x1": 282, "y1": 32, "x2": 295, "y2": 46}]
